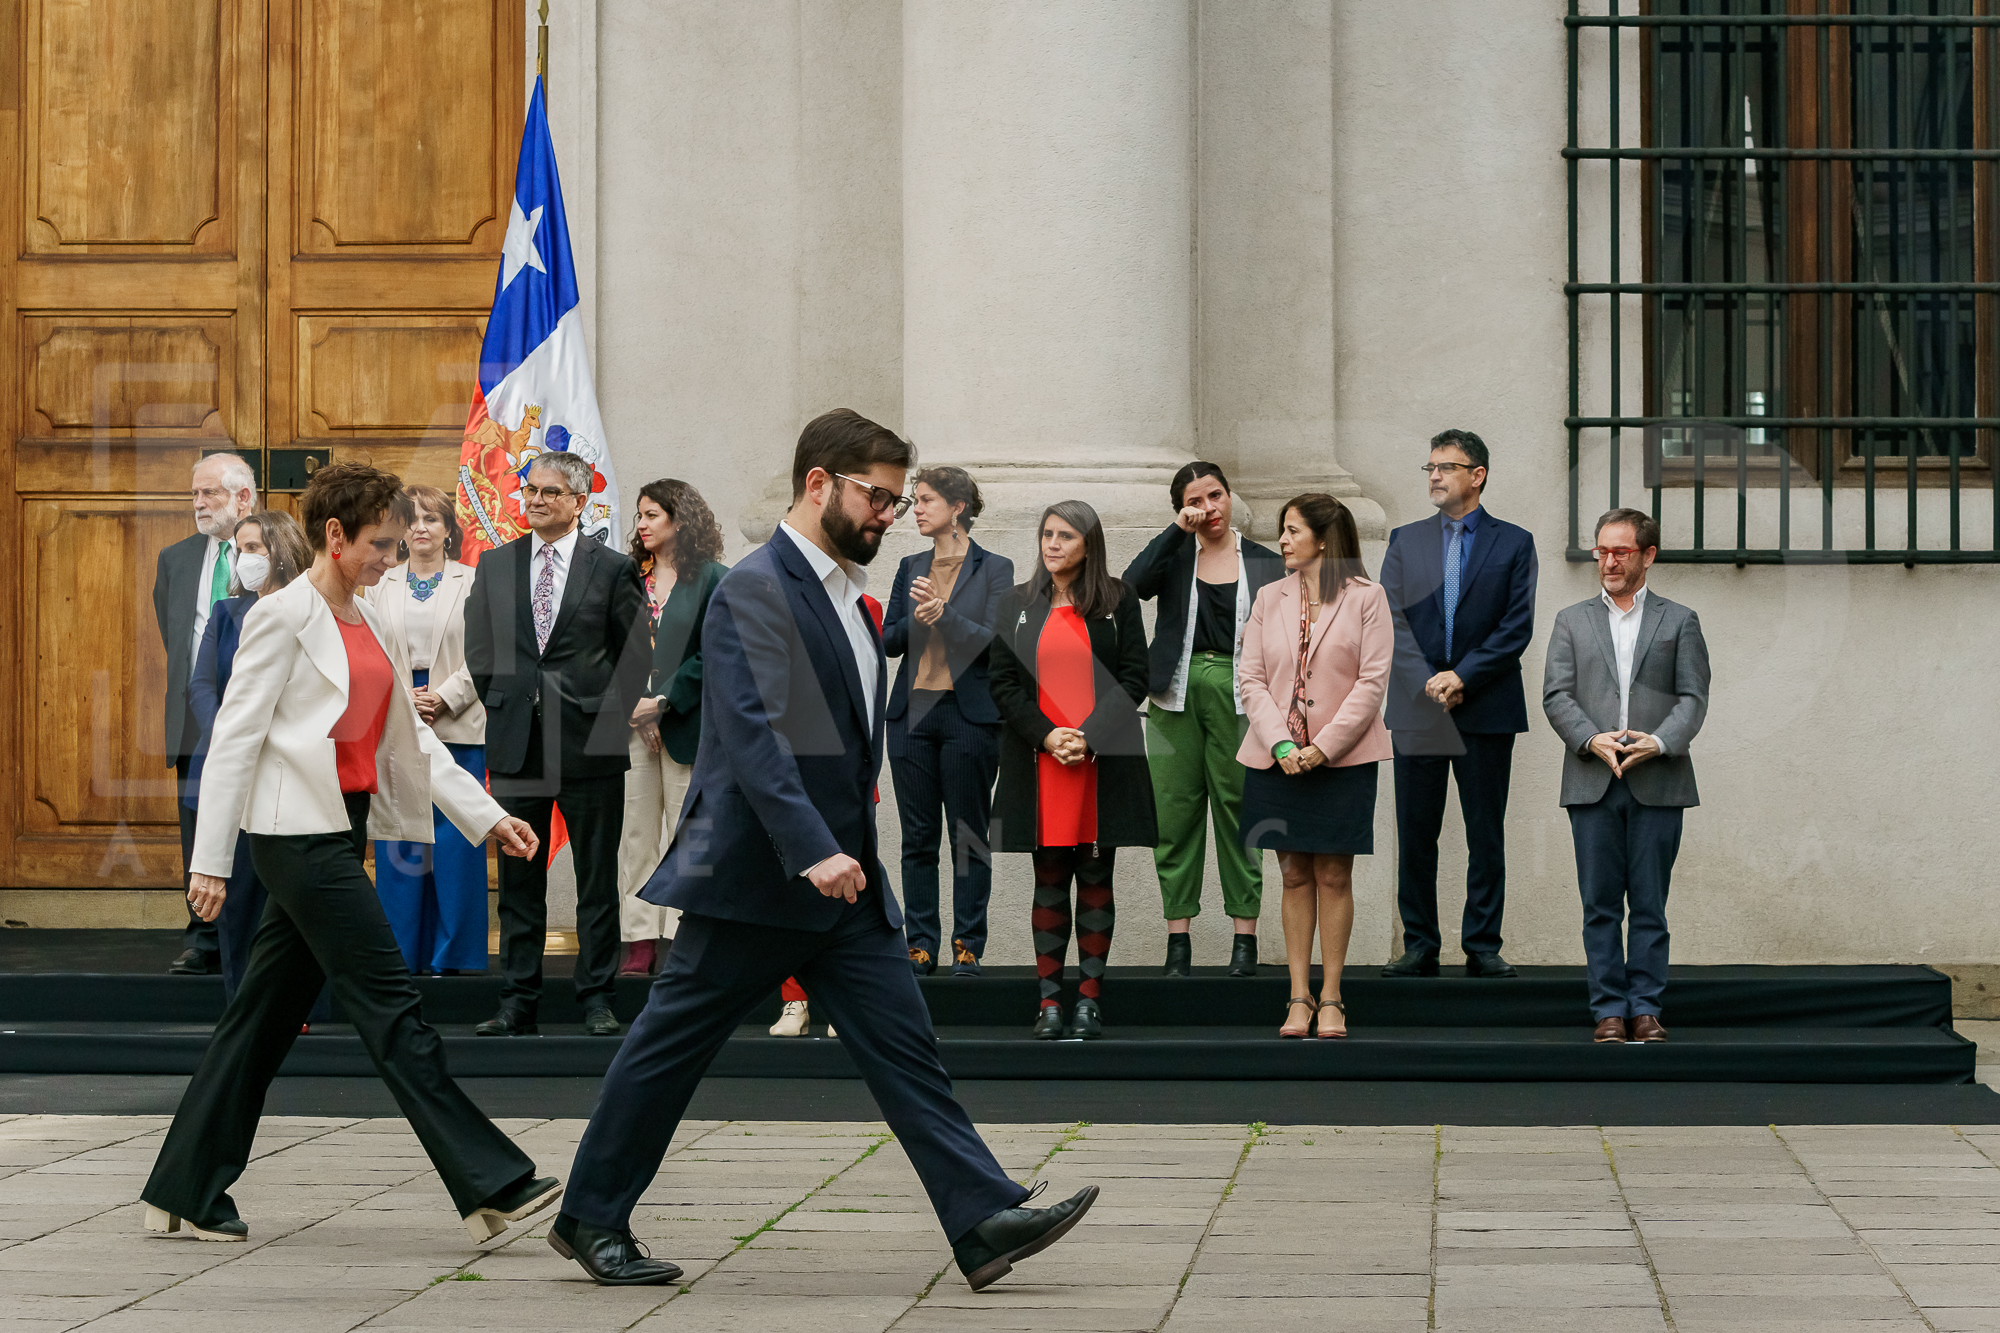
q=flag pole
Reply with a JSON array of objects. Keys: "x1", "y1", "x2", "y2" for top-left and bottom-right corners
[{"x1": 537, "y1": 0, "x2": 549, "y2": 89}]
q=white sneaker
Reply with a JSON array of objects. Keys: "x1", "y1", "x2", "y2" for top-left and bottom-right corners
[{"x1": 770, "y1": 1000, "x2": 810, "y2": 1037}]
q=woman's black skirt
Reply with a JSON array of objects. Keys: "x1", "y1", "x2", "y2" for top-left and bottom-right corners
[{"x1": 1240, "y1": 760, "x2": 1378, "y2": 855}]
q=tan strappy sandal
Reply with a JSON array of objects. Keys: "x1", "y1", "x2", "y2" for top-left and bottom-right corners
[
  {"x1": 1317, "y1": 997, "x2": 1348, "y2": 1040},
  {"x1": 1280, "y1": 996, "x2": 1314, "y2": 1039}
]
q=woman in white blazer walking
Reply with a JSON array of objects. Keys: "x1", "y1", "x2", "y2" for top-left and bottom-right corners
[
  {"x1": 365, "y1": 485, "x2": 489, "y2": 974},
  {"x1": 141, "y1": 463, "x2": 562, "y2": 1248}
]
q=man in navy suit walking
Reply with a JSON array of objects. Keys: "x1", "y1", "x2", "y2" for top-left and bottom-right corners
[
  {"x1": 1377, "y1": 429, "x2": 1538, "y2": 979},
  {"x1": 551, "y1": 410, "x2": 1097, "y2": 1292}
]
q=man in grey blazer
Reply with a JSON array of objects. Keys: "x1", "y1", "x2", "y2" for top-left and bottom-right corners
[{"x1": 1542, "y1": 508, "x2": 1710, "y2": 1044}]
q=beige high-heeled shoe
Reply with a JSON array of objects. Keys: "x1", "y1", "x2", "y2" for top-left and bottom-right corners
[
  {"x1": 1279, "y1": 996, "x2": 1314, "y2": 1039},
  {"x1": 1317, "y1": 997, "x2": 1348, "y2": 1040},
  {"x1": 143, "y1": 1204, "x2": 247, "y2": 1242}
]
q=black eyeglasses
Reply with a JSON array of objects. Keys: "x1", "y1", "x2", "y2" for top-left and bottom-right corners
[{"x1": 833, "y1": 473, "x2": 914, "y2": 519}]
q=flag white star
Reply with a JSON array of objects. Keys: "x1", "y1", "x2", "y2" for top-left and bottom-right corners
[{"x1": 500, "y1": 197, "x2": 547, "y2": 291}]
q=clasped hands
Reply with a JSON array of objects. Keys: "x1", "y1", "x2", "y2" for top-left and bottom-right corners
[
  {"x1": 1043, "y1": 727, "x2": 1089, "y2": 766},
  {"x1": 410, "y1": 685, "x2": 444, "y2": 725},
  {"x1": 1586, "y1": 729, "x2": 1662, "y2": 777},
  {"x1": 182, "y1": 816, "x2": 540, "y2": 923},
  {"x1": 1424, "y1": 670, "x2": 1465, "y2": 710},
  {"x1": 911, "y1": 575, "x2": 946, "y2": 627},
  {"x1": 1277, "y1": 743, "x2": 1328, "y2": 776}
]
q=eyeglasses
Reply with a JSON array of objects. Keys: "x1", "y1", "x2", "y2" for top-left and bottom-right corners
[
  {"x1": 833, "y1": 473, "x2": 914, "y2": 519},
  {"x1": 520, "y1": 484, "x2": 576, "y2": 501},
  {"x1": 1590, "y1": 546, "x2": 1644, "y2": 561},
  {"x1": 1418, "y1": 462, "x2": 1476, "y2": 476}
]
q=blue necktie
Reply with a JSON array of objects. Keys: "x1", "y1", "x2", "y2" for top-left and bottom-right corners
[{"x1": 1443, "y1": 520, "x2": 1463, "y2": 661}]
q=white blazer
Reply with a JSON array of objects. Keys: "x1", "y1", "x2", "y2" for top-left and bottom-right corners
[
  {"x1": 363, "y1": 560, "x2": 484, "y2": 744},
  {"x1": 189, "y1": 577, "x2": 507, "y2": 879}
]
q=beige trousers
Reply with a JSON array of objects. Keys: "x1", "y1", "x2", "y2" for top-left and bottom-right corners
[{"x1": 617, "y1": 729, "x2": 689, "y2": 942}]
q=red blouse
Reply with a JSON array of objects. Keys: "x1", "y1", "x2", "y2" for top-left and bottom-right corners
[
  {"x1": 330, "y1": 616, "x2": 395, "y2": 794},
  {"x1": 1035, "y1": 606, "x2": 1097, "y2": 847}
]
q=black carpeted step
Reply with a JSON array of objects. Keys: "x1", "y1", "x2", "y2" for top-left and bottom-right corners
[
  {"x1": 0, "y1": 963, "x2": 1955, "y2": 1029},
  {"x1": 0, "y1": 1021, "x2": 1972, "y2": 1084}
]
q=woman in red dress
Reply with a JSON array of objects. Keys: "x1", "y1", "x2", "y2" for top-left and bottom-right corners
[{"x1": 989, "y1": 502, "x2": 1156, "y2": 1040}]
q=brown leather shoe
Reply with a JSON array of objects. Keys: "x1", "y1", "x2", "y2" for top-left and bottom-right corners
[
  {"x1": 1630, "y1": 1014, "x2": 1667, "y2": 1043},
  {"x1": 1593, "y1": 1015, "x2": 1628, "y2": 1043}
]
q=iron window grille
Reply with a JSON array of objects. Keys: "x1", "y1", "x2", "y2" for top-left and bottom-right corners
[{"x1": 1566, "y1": 1, "x2": 2000, "y2": 563}]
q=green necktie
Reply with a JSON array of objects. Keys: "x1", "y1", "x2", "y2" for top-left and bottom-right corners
[{"x1": 208, "y1": 540, "x2": 232, "y2": 607}]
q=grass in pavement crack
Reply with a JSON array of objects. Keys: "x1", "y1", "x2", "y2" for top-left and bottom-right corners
[
  {"x1": 1151, "y1": 1122, "x2": 1261, "y2": 1332},
  {"x1": 1428, "y1": 1124, "x2": 1442, "y2": 1332},
  {"x1": 1600, "y1": 1128, "x2": 1681, "y2": 1333}
]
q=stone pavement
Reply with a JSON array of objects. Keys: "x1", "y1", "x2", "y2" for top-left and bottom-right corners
[{"x1": 2, "y1": 1114, "x2": 1999, "y2": 1332}]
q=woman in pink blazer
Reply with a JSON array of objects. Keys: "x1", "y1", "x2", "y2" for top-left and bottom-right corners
[{"x1": 1237, "y1": 493, "x2": 1392, "y2": 1039}]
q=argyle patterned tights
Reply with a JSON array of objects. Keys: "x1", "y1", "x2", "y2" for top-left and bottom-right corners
[{"x1": 1031, "y1": 846, "x2": 1116, "y2": 1005}]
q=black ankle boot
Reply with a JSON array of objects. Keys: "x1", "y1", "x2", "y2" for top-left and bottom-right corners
[
  {"x1": 1228, "y1": 933, "x2": 1258, "y2": 977},
  {"x1": 1163, "y1": 934, "x2": 1192, "y2": 978}
]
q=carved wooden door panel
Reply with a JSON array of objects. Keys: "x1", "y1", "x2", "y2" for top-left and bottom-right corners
[{"x1": 1, "y1": 0, "x2": 522, "y2": 888}]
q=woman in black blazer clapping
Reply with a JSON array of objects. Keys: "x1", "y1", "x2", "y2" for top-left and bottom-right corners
[
  {"x1": 617, "y1": 480, "x2": 728, "y2": 975},
  {"x1": 989, "y1": 500, "x2": 1157, "y2": 1040},
  {"x1": 882, "y1": 466, "x2": 1013, "y2": 978}
]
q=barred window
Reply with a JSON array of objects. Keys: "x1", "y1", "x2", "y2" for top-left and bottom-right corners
[{"x1": 1567, "y1": 1, "x2": 2000, "y2": 563}]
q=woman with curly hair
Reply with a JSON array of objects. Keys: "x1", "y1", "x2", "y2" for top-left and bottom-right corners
[{"x1": 616, "y1": 479, "x2": 728, "y2": 975}]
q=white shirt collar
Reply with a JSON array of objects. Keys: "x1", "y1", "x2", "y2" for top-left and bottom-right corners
[
  {"x1": 779, "y1": 520, "x2": 869, "y2": 598},
  {"x1": 1600, "y1": 583, "x2": 1648, "y2": 617},
  {"x1": 531, "y1": 523, "x2": 581, "y2": 565}
]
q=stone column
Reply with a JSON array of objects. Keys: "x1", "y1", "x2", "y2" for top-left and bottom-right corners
[{"x1": 900, "y1": 0, "x2": 1195, "y2": 572}]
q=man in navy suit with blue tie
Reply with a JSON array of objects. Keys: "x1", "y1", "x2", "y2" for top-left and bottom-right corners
[
  {"x1": 1377, "y1": 429, "x2": 1538, "y2": 979},
  {"x1": 551, "y1": 410, "x2": 1097, "y2": 1292}
]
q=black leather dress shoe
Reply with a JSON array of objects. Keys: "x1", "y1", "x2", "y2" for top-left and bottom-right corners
[
  {"x1": 473, "y1": 1008, "x2": 538, "y2": 1037},
  {"x1": 1228, "y1": 933, "x2": 1258, "y2": 977},
  {"x1": 953, "y1": 1185, "x2": 1100, "y2": 1291},
  {"x1": 1163, "y1": 934, "x2": 1192, "y2": 978},
  {"x1": 1381, "y1": 948, "x2": 1440, "y2": 978},
  {"x1": 1068, "y1": 998, "x2": 1103, "y2": 1039},
  {"x1": 1464, "y1": 951, "x2": 1518, "y2": 979},
  {"x1": 548, "y1": 1213, "x2": 684, "y2": 1286},
  {"x1": 463, "y1": 1173, "x2": 564, "y2": 1243},
  {"x1": 1032, "y1": 1004, "x2": 1064, "y2": 1040},
  {"x1": 583, "y1": 1006, "x2": 621, "y2": 1037},
  {"x1": 168, "y1": 948, "x2": 218, "y2": 976}
]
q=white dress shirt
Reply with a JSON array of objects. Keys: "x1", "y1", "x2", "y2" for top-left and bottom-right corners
[
  {"x1": 779, "y1": 521, "x2": 878, "y2": 722},
  {"x1": 1601, "y1": 584, "x2": 1649, "y2": 734},
  {"x1": 529, "y1": 524, "x2": 582, "y2": 619},
  {"x1": 191, "y1": 533, "x2": 228, "y2": 661}
]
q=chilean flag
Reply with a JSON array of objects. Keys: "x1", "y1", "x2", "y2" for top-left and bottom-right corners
[{"x1": 455, "y1": 76, "x2": 620, "y2": 565}]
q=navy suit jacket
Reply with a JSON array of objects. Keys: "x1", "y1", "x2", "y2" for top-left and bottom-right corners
[
  {"x1": 639, "y1": 533, "x2": 900, "y2": 932},
  {"x1": 881, "y1": 539, "x2": 1014, "y2": 752},
  {"x1": 181, "y1": 593, "x2": 257, "y2": 810},
  {"x1": 1377, "y1": 509, "x2": 1538, "y2": 736}
]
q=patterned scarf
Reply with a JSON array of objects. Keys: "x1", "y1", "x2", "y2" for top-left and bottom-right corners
[{"x1": 1287, "y1": 573, "x2": 1313, "y2": 747}]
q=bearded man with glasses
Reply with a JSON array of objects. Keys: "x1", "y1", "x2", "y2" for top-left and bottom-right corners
[
  {"x1": 1377, "y1": 428, "x2": 1540, "y2": 981},
  {"x1": 1542, "y1": 508, "x2": 1710, "y2": 1045}
]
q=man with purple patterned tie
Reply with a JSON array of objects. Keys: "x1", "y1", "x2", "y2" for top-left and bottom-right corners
[
  {"x1": 464, "y1": 452, "x2": 649, "y2": 1037},
  {"x1": 1376, "y1": 429, "x2": 1538, "y2": 980}
]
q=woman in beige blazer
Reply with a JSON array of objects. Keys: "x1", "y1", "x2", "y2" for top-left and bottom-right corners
[
  {"x1": 365, "y1": 485, "x2": 489, "y2": 975},
  {"x1": 1236, "y1": 493, "x2": 1392, "y2": 1040},
  {"x1": 142, "y1": 463, "x2": 560, "y2": 1249}
]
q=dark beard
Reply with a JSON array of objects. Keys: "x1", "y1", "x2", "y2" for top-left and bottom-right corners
[{"x1": 822, "y1": 503, "x2": 884, "y2": 566}]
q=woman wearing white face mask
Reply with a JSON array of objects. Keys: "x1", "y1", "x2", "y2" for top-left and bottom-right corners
[{"x1": 185, "y1": 511, "x2": 318, "y2": 1007}]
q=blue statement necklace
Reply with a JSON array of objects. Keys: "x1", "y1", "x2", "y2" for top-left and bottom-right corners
[{"x1": 408, "y1": 569, "x2": 445, "y2": 602}]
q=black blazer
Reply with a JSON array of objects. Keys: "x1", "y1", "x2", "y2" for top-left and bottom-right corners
[
  {"x1": 647, "y1": 559, "x2": 728, "y2": 766},
  {"x1": 1377, "y1": 509, "x2": 1538, "y2": 736},
  {"x1": 1121, "y1": 524, "x2": 1286, "y2": 697},
  {"x1": 987, "y1": 586, "x2": 1158, "y2": 853},
  {"x1": 640, "y1": 533, "x2": 900, "y2": 932},
  {"x1": 182, "y1": 593, "x2": 256, "y2": 809},
  {"x1": 881, "y1": 540, "x2": 1015, "y2": 753},
  {"x1": 463, "y1": 531, "x2": 650, "y2": 781},
  {"x1": 152, "y1": 532, "x2": 211, "y2": 762}
]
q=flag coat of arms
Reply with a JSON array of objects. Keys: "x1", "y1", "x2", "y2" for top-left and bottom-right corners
[{"x1": 456, "y1": 76, "x2": 619, "y2": 563}]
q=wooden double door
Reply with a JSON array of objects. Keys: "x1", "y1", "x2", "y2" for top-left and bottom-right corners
[{"x1": 0, "y1": 0, "x2": 524, "y2": 887}]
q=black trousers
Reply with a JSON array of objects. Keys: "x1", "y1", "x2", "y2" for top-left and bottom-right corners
[
  {"x1": 1392, "y1": 731, "x2": 1516, "y2": 957},
  {"x1": 491, "y1": 716, "x2": 624, "y2": 1011},
  {"x1": 888, "y1": 691, "x2": 999, "y2": 961},
  {"x1": 175, "y1": 753, "x2": 220, "y2": 956},
  {"x1": 143, "y1": 793, "x2": 532, "y2": 1222},
  {"x1": 565, "y1": 905, "x2": 1029, "y2": 1244},
  {"x1": 213, "y1": 829, "x2": 332, "y2": 1022}
]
